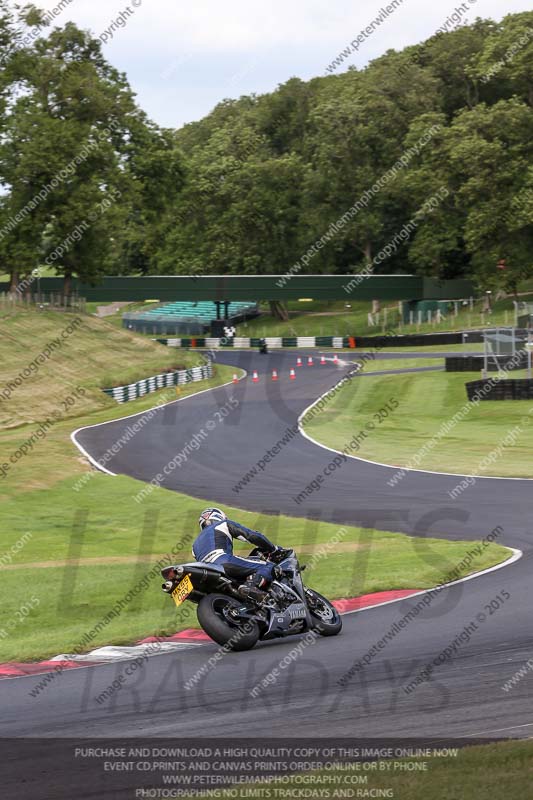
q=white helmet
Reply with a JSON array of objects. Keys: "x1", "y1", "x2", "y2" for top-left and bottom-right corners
[{"x1": 198, "y1": 507, "x2": 226, "y2": 530}]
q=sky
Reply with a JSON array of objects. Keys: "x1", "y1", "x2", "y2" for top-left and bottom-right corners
[{"x1": 31, "y1": 0, "x2": 532, "y2": 128}]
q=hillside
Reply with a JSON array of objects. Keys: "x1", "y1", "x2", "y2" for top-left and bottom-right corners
[{"x1": 0, "y1": 307, "x2": 199, "y2": 430}]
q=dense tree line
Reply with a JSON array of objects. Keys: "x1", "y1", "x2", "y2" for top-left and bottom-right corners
[
  {"x1": 0, "y1": 5, "x2": 531, "y2": 294},
  {"x1": 0, "y1": 3, "x2": 184, "y2": 293}
]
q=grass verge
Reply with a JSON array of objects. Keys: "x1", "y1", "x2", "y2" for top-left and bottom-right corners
[
  {"x1": 0, "y1": 472, "x2": 509, "y2": 661},
  {"x1": 0, "y1": 307, "x2": 212, "y2": 429},
  {"x1": 303, "y1": 367, "x2": 533, "y2": 476},
  {"x1": 0, "y1": 308, "x2": 511, "y2": 662},
  {"x1": 356, "y1": 358, "x2": 442, "y2": 372},
  {"x1": 229, "y1": 740, "x2": 533, "y2": 800},
  {"x1": 234, "y1": 295, "x2": 529, "y2": 338}
]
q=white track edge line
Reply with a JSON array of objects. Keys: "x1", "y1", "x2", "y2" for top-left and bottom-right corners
[
  {"x1": 297, "y1": 374, "x2": 533, "y2": 482},
  {"x1": 339, "y1": 547, "x2": 523, "y2": 615},
  {"x1": 464, "y1": 721, "x2": 533, "y2": 737},
  {"x1": 25, "y1": 359, "x2": 521, "y2": 680},
  {"x1": 5, "y1": 548, "x2": 522, "y2": 681},
  {"x1": 70, "y1": 370, "x2": 248, "y2": 477},
  {"x1": 1, "y1": 644, "x2": 206, "y2": 683}
]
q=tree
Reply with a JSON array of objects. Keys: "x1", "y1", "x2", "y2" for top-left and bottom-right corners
[
  {"x1": 445, "y1": 100, "x2": 533, "y2": 287},
  {"x1": 0, "y1": 1, "x2": 27, "y2": 290},
  {"x1": 0, "y1": 17, "x2": 141, "y2": 292},
  {"x1": 300, "y1": 62, "x2": 440, "y2": 274},
  {"x1": 2, "y1": 9, "x2": 532, "y2": 293},
  {"x1": 159, "y1": 117, "x2": 304, "y2": 276},
  {"x1": 471, "y1": 12, "x2": 533, "y2": 107},
  {"x1": 118, "y1": 125, "x2": 186, "y2": 275},
  {"x1": 414, "y1": 20, "x2": 495, "y2": 114}
]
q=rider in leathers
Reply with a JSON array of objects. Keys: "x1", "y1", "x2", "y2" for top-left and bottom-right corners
[{"x1": 193, "y1": 507, "x2": 282, "y2": 589}]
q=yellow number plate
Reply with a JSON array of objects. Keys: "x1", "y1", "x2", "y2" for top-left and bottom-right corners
[{"x1": 171, "y1": 574, "x2": 193, "y2": 607}]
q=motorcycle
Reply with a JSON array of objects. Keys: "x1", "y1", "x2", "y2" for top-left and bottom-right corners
[{"x1": 161, "y1": 548, "x2": 342, "y2": 651}]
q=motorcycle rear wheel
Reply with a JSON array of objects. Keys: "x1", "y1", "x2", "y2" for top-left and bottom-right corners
[
  {"x1": 305, "y1": 588, "x2": 342, "y2": 636},
  {"x1": 197, "y1": 594, "x2": 260, "y2": 651}
]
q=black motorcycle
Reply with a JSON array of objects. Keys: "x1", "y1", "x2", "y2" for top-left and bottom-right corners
[{"x1": 161, "y1": 548, "x2": 342, "y2": 651}]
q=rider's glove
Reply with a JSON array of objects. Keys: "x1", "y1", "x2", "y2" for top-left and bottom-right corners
[{"x1": 269, "y1": 547, "x2": 290, "y2": 563}]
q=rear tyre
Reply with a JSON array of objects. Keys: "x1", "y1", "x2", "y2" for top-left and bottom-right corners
[
  {"x1": 305, "y1": 588, "x2": 342, "y2": 636},
  {"x1": 197, "y1": 593, "x2": 260, "y2": 651}
]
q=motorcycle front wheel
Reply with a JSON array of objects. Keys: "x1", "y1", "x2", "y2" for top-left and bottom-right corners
[
  {"x1": 197, "y1": 593, "x2": 260, "y2": 651},
  {"x1": 305, "y1": 588, "x2": 342, "y2": 636}
]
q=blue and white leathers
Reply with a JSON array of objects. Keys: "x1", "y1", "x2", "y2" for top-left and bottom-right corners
[{"x1": 192, "y1": 519, "x2": 276, "y2": 582}]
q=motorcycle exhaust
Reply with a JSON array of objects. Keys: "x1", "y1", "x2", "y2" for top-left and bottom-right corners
[{"x1": 162, "y1": 580, "x2": 175, "y2": 593}]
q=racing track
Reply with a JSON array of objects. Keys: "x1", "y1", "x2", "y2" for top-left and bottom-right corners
[{"x1": 2, "y1": 350, "x2": 532, "y2": 746}]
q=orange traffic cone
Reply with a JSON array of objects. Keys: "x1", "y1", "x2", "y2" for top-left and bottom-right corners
[
  {"x1": 320, "y1": 355, "x2": 326, "y2": 365},
  {"x1": 272, "y1": 370, "x2": 278, "y2": 381},
  {"x1": 296, "y1": 357, "x2": 303, "y2": 367},
  {"x1": 333, "y1": 354, "x2": 339, "y2": 364},
  {"x1": 307, "y1": 356, "x2": 313, "y2": 366},
  {"x1": 232, "y1": 374, "x2": 239, "y2": 384},
  {"x1": 290, "y1": 368, "x2": 296, "y2": 380},
  {"x1": 252, "y1": 371, "x2": 259, "y2": 383}
]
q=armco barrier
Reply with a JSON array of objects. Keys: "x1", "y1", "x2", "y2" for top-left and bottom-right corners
[
  {"x1": 156, "y1": 331, "x2": 486, "y2": 350},
  {"x1": 347, "y1": 331, "x2": 484, "y2": 348},
  {"x1": 466, "y1": 378, "x2": 533, "y2": 401},
  {"x1": 103, "y1": 363, "x2": 213, "y2": 403}
]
